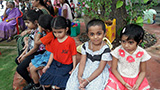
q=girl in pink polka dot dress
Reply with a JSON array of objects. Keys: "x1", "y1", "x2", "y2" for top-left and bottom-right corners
[{"x1": 105, "y1": 24, "x2": 151, "y2": 90}]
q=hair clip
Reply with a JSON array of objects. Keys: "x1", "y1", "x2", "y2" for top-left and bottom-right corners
[
  {"x1": 35, "y1": 8, "x2": 39, "y2": 12},
  {"x1": 122, "y1": 28, "x2": 126, "y2": 33}
]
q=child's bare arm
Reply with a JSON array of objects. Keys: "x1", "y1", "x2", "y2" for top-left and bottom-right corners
[
  {"x1": 42, "y1": 53, "x2": 54, "y2": 73},
  {"x1": 78, "y1": 55, "x2": 87, "y2": 82},
  {"x1": 132, "y1": 61, "x2": 148, "y2": 90},
  {"x1": 69, "y1": 55, "x2": 77, "y2": 74},
  {"x1": 111, "y1": 56, "x2": 132, "y2": 89}
]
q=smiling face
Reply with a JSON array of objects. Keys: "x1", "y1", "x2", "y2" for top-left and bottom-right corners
[
  {"x1": 87, "y1": 25, "x2": 105, "y2": 46},
  {"x1": 121, "y1": 35, "x2": 138, "y2": 54}
]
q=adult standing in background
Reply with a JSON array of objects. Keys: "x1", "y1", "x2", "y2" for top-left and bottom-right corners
[{"x1": 60, "y1": 0, "x2": 74, "y2": 20}]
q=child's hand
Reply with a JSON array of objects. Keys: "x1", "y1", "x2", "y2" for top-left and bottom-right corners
[
  {"x1": 23, "y1": 44, "x2": 28, "y2": 50},
  {"x1": 69, "y1": 68, "x2": 75, "y2": 74},
  {"x1": 42, "y1": 66, "x2": 49, "y2": 73},
  {"x1": 132, "y1": 84, "x2": 139, "y2": 90},
  {"x1": 19, "y1": 55, "x2": 26, "y2": 63},
  {"x1": 79, "y1": 79, "x2": 89, "y2": 90},
  {"x1": 78, "y1": 76, "x2": 84, "y2": 84},
  {"x1": 124, "y1": 83, "x2": 132, "y2": 90}
]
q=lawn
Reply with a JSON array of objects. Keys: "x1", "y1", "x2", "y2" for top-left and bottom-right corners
[{"x1": 0, "y1": 39, "x2": 17, "y2": 90}]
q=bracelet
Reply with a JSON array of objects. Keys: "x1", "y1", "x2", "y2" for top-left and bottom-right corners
[
  {"x1": 85, "y1": 78, "x2": 90, "y2": 83},
  {"x1": 37, "y1": 32, "x2": 43, "y2": 36}
]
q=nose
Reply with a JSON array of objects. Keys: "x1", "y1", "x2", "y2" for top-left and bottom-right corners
[
  {"x1": 125, "y1": 43, "x2": 129, "y2": 48},
  {"x1": 94, "y1": 35, "x2": 98, "y2": 39}
]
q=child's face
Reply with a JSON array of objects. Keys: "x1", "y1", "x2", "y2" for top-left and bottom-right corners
[
  {"x1": 26, "y1": 20, "x2": 37, "y2": 29},
  {"x1": 88, "y1": 25, "x2": 105, "y2": 46},
  {"x1": 121, "y1": 35, "x2": 138, "y2": 54},
  {"x1": 52, "y1": 28, "x2": 67, "y2": 39}
]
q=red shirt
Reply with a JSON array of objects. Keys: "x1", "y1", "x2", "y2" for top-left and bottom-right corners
[
  {"x1": 40, "y1": 32, "x2": 54, "y2": 51},
  {"x1": 49, "y1": 36, "x2": 77, "y2": 64}
]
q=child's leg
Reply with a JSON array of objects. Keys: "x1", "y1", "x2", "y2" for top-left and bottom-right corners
[
  {"x1": 29, "y1": 63, "x2": 44, "y2": 84},
  {"x1": 29, "y1": 63, "x2": 44, "y2": 90}
]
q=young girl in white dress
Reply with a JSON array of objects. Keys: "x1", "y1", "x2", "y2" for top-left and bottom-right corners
[
  {"x1": 66, "y1": 19, "x2": 112, "y2": 90},
  {"x1": 105, "y1": 24, "x2": 151, "y2": 90}
]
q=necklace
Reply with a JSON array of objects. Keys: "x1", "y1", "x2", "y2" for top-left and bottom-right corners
[{"x1": 90, "y1": 41, "x2": 103, "y2": 52}]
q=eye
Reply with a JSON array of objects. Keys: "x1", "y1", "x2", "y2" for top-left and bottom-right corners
[
  {"x1": 58, "y1": 31, "x2": 62, "y2": 33},
  {"x1": 128, "y1": 41, "x2": 134, "y2": 44},
  {"x1": 97, "y1": 32, "x2": 101, "y2": 35},
  {"x1": 90, "y1": 33, "x2": 94, "y2": 36},
  {"x1": 121, "y1": 40, "x2": 126, "y2": 43}
]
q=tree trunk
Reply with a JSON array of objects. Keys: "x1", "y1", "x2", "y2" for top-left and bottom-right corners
[{"x1": 109, "y1": 0, "x2": 128, "y2": 32}]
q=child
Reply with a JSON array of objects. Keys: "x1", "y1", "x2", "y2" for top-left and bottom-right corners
[
  {"x1": 65, "y1": 19, "x2": 112, "y2": 90},
  {"x1": 39, "y1": 16, "x2": 77, "y2": 90},
  {"x1": 105, "y1": 24, "x2": 151, "y2": 90},
  {"x1": 28, "y1": 14, "x2": 54, "y2": 90},
  {"x1": 15, "y1": 9, "x2": 45, "y2": 90}
]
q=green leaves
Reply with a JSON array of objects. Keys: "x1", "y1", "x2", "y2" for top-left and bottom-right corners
[
  {"x1": 136, "y1": 16, "x2": 143, "y2": 24},
  {"x1": 143, "y1": 0, "x2": 149, "y2": 4},
  {"x1": 116, "y1": 0, "x2": 124, "y2": 9}
]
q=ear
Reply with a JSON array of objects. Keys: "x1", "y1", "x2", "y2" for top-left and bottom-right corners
[
  {"x1": 138, "y1": 40, "x2": 142, "y2": 45},
  {"x1": 104, "y1": 31, "x2": 106, "y2": 37},
  {"x1": 66, "y1": 27, "x2": 69, "y2": 32}
]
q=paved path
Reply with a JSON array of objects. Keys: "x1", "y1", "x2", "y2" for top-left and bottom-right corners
[{"x1": 143, "y1": 24, "x2": 160, "y2": 90}]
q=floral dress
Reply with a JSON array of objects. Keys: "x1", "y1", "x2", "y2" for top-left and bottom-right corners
[
  {"x1": 66, "y1": 42, "x2": 112, "y2": 90},
  {"x1": 105, "y1": 45, "x2": 151, "y2": 90}
]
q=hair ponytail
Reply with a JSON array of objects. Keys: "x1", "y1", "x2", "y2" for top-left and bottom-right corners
[{"x1": 66, "y1": 19, "x2": 71, "y2": 35}]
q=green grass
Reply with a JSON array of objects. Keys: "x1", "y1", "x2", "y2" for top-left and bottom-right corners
[{"x1": 0, "y1": 40, "x2": 17, "y2": 90}]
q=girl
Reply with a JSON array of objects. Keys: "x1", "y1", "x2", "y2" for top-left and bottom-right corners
[
  {"x1": 59, "y1": 0, "x2": 74, "y2": 20},
  {"x1": 105, "y1": 24, "x2": 151, "y2": 90},
  {"x1": 28, "y1": 14, "x2": 54, "y2": 90},
  {"x1": 15, "y1": 9, "x2": 45, "y2": 90},
  {"x1": 65, "y1": 19, "x2": 112, "y2": 90},
  {"x1": 39, "y1": 16, "x2": 77, "y2": 90}
]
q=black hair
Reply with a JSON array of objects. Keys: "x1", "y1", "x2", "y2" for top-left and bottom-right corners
[
  {"x1": 26, "y1": 9, "x2": 43, "y2": 23},
  {"x1": 120, "y1": 24, "x2": 144, "y2": 44},
  {"x1": 86, "y1": 19, "x2": 106, "y2": 33},
  {"x1": 36, "y1": 0, "x2": 54, "y2": 16},
  {"x1": 38, "y1": 14, "x2": 53, "y2": 31},
  {"x1": 51, "y1": 16, "x2": 71, "y2": 35},
  {"x1": 9, "y1": 1, "x2": 15, "y2": 7}
]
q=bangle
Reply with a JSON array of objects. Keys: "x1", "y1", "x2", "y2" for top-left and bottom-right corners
[
  {"x1": 85, "y1": 78, "x2": 90, "y2": 83},
  {"x1": 37, "y1": 32, "x2": 43, "y2": 36}
]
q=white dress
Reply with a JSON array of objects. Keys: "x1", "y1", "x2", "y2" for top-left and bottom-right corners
[{"x1": 66, "y1": 42, "x2": 112, "y2": 90}]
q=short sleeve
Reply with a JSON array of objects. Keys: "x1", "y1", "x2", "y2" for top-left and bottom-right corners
[
  {"x1": 151, "y1": 9, "x2": 157, "y2": 15},
  {"x1": 141, "y1": 50, "x2": 151, "y2": 62},
  {"x1": 40, "y1": 32, "x2": 54, "y2": 45},
  {"x1": 70, "y1": 38, "x2": 77, "y2": 55},
  {"x1": 101, "y1": 48, "x2": 112, "y2": 61},
  {"x1": 111, "y1": 46, "x2": 120, "y2": 59},
  {"x1": 81, "y1": 44, "x2": 86, "y2": 55}
]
